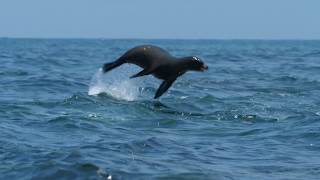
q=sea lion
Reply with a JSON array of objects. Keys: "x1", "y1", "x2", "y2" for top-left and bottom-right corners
[{"x1": 102, "y1": 45, "x2": 208, "y2": 99}]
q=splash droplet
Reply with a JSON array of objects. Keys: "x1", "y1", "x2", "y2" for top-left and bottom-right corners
[{"x1": 88, "y1": 65, "x2": 144, "y2": 101}]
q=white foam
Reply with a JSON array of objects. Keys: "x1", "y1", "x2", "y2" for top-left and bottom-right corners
[{"x1": 88, "y1": 65, "x2": 144, "y2": 101}]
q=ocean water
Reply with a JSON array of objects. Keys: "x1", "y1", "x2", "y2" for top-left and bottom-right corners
[{"x1": 1, "y1": 38, "x2": 320, "y2": 180}]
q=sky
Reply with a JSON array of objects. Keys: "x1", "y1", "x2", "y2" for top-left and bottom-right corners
[{"x1": 0, "y1": 0, "x2": 319, "y2": 39}]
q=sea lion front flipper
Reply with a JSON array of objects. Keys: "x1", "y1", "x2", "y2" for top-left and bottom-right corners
[
  {"x1": 130, "y1": 68, "x2": 154, "y2": 79},
  {"x1": 154, "y1": 79, "x2": 176, "y2": 99}
]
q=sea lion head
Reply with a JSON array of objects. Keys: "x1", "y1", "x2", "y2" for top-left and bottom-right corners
[{"x1": 188, "y1": 56, "x2": 208, "y2": 71}]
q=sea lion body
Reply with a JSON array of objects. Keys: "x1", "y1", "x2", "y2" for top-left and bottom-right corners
[{"x1": 103, "y1": 45, "x2": 208, "y2": 99}]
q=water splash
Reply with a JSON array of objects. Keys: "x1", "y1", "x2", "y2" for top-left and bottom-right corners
[{"x1": 88, "y1": 65, "x2": 144, "y2": 101}]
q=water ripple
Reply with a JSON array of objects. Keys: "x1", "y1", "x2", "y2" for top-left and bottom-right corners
[{"x1": 1, "y1": 39, "x2": 320, "y2": 179}]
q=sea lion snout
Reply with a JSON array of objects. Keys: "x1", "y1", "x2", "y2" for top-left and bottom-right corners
[{"x1": 201, "y1": 64, "x2": 208, "y2": 71}]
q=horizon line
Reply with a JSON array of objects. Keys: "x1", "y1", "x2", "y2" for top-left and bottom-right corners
[{"x1": 1, "y1": 36, "x2": 320, "y2": 41}]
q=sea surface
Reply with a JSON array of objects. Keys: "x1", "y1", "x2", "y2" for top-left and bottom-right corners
[{"x1": 1, "y1": 38, "x2": 320, "y2": 180}]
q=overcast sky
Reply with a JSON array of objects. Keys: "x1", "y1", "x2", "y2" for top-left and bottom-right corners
[{"x1": 0, "y1": 0, "x2": 319, "y2": 39}]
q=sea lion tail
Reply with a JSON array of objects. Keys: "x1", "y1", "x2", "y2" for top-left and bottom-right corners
[{"x1": 102, "y1": 58, "x2": 125, "y2": 73}]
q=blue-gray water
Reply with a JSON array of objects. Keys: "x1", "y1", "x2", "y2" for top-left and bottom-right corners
[{"x1": 1, "y1": 39, "x2": 320, "y2": 180}]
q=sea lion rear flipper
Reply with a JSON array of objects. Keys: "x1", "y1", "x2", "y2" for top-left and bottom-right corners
[
  {"x1": 154, "y1": 79, "x2": 176, "y2": 99},
  {"x1": 130, "y1": 68, "x2": 154, "y2": 79},
  {"x1": 102, "y1": 58, "x2": 125, "y2": 73}
]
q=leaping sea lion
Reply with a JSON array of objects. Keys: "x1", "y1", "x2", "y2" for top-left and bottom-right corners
[{"x1": 102, "y1": 45, "x2": 208, "y2": 99}]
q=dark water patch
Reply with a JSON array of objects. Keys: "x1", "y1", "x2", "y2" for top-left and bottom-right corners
[
  {"x1": 0, "y1": 70, "x2": 30, "y2": 76},
  {"x1": 301, "y1": 50, "x2": 320, "y2": 57}
]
